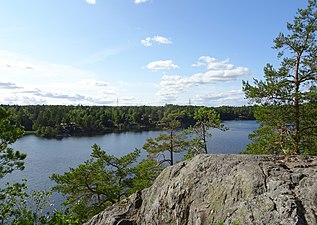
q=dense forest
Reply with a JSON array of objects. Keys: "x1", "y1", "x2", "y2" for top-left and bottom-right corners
[
  {"x1": 0, "y1": 104, "x2": 229, "y2": 223},
  {"x1": 1, "y1": 1, "x2": 316, "y2": 223},
  {"x1": 2, "y1": 104, "x2": 254, "y2": 138}
]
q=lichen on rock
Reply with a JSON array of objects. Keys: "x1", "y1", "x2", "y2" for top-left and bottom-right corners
[{"x1": 85, "y1": 154, "x2": 317, "y2": 225}]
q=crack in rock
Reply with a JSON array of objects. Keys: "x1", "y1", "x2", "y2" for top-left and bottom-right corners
[{"x1": 85, "y1": 155, "x2": 317, "y2": 225}]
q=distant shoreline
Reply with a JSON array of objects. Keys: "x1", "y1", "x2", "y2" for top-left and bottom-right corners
[{"x1": 23, "y1": 118, "x2": 256, "y2": 139}]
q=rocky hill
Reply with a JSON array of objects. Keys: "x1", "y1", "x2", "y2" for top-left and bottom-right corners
[{"x1": 85, "y1": 154, "x2": 317, "y2": 225}]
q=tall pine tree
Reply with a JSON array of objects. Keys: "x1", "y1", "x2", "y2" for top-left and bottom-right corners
[{"x1": 243, "y1": 0, "x2": 317, "y2": 155}]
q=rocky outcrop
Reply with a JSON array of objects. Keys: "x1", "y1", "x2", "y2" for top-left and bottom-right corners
[{"x1": 85, "y1": 154, "x2": 317, "y2": 225}]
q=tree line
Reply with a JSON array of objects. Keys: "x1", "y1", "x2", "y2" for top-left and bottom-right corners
[
  {"x1": 1, "y1": 104, "x2": 254, "y2": 138},
  {"x1": 0, "y1": 105, "x2": 226, "y2": 224},
  {"x1": 0, "y1": 0, "x2": 316, "y2": 224}
]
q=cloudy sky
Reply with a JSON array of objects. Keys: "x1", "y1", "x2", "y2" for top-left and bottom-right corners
[{"x1": 0, "y1": 0, "x2": 307, "y2": 106}]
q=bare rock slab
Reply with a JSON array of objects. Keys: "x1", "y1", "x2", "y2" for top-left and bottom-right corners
[{"x1": 85, "y1": 154, "x2": 317, "y2": 225}]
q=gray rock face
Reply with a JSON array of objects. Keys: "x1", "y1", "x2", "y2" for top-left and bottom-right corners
[{"x1": 85, "y1": 154, "x2": 317, "y2": 225}]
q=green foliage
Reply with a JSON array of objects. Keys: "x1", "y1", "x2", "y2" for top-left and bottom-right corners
[
  {"x1": 0, "y1": 106, "x2": 27, "y2": 224},
  {"x1": 51, "y1": 144, "x2": 161, "y2": 222},
  {"x1": 233, "y1": 222, "x2": 241, "y2": 225},
  {"x1": 128, "y1": 157, "x2": 163, "y2": 195},
  {"x1": 143, "y1": 112, "x2": 189, "y2": 165},
  {"x1": 2, "y1": 105, "x2": 254, "y2": 138},
  {"x1": 243, "y1": 0, "x2": 317, "y2": 155},
  {"x1": 143, "y1": 107, "x2": 229, "y2": 162},
  {"x1": 0, "y1": 181, "x2": 28, "y2": 224},
  {"x1": 0, "y1": 106, "x2": 80, "y2": 224},
  {"x1": 0, "y1": 107, "x2": 26, "y2": 179},
  {"x1": 0, "y1": 183, "x2": 79, "y2": 225},
  {"x1": 186, "y1": 107, "x2": 227, "y2": 155}
]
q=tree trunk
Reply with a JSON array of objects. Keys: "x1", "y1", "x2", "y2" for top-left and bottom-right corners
[
  {"x1": 293, "y1": 56, "x2": 301, "y2": 155},
  {"x1": 170, "y1": 130, "x2": 174, "y2": 165},
  {"x1": 202, "y1": 125, "x2": 208, "y2": 154}
]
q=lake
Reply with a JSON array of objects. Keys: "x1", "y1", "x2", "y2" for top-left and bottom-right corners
[{"x1": 1, "y1": 120, "x2": 258, "y2": 205}]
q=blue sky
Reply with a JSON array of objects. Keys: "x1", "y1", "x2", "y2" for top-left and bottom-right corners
[{"x1": 0, "y1": 0, "x2": 307, "y2": 106}]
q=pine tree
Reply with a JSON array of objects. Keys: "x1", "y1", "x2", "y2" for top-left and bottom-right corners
[
  {"x1": 186, "y1": 107, "x2": 226, "y2": 156},
  {"x1": 51, "y1": 144, "x2": 161, "y2": 222},
  {"x1": 0, "y1": 106, "x2": 26, "y2": 223},
  {"x1": 243, "y1": 0, "x2": 317, "y2": 155},
  {"x1": 143, "y1": 112, "x2": 188, "y2": 165}
]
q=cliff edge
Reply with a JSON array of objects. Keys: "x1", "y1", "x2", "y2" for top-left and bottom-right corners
[{"x1": 85, "y1": 154, "x2": 317, "y2": 225}]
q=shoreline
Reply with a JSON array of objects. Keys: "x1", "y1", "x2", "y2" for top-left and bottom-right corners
[{"x1": 23, "y1": 119, "x2": 256, "y2": 139}]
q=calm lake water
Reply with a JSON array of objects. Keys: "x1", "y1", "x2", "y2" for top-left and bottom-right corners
[{"x1": 1, "y1": 120, "x2": 258, "y2": 204}]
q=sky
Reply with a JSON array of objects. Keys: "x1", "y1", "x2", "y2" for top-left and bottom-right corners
[{"x1": 0, "y1": 0, "x2": 308, "y2": 106}]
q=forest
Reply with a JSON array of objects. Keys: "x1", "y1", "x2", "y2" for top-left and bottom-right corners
[
  {"x1": 1, "y1": 104, "x2": 254, "y2": 138},
  {"x1": 0, "y1": 0, "x2": 316, "y2": 224},
  {"x1": 0, "y1": 105, "x2": 230, "y2": 223}
]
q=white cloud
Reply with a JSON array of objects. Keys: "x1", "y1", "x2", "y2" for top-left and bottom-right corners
[
  {"x1": 0, "y1": 82, "x2": 22, "y2": 89},
  {"x1": 3, "y1": 95, "x2": 47, "y2": 105},
  {"x1": 146, "y1": 60, "x2": 179, "y2": 70},
  {"x1": 86, "y1": 0, "x2": 96, "y2": 4},
  {"x1": 1, "y1": 86, "x2": 118, "y2": 106},
  {"x1": 153, "y1": 36, "x2": 172, "y2": 45},
  {"x1": 192, "y1": 56, "x2": 234, "y2": 70},
  {"x1": 157, "y1": 56, "x2": 250, "y2": 103},
  {"x1": 141, "y1": 35, "x2": 172, "y2": 47},
  {"x1": 134, "y1": 0, "x2": 148, "y2": 4},
  {"x1": 0, "y1": 51, "x2": 160, "y2": 106},
  {"x1": 0, "y1": 50, "x2": 123, "y2": 105},
  {"x1": 141, "y1": 37, "x2": 152, "y2": 47},
  {"x1": 79, "y1": 79, "x2": 109, "y2": 87},
  {"x1": 195, "y1": 90, "x2": 246, "y2": 106}
]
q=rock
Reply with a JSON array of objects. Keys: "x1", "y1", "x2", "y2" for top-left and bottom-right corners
[
  {"x1": 85, "y1": 154, "x2": 317, "y2": 225},
  {"x1": 84, "y1": 191, "x2": 142, "y2": 225}
]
